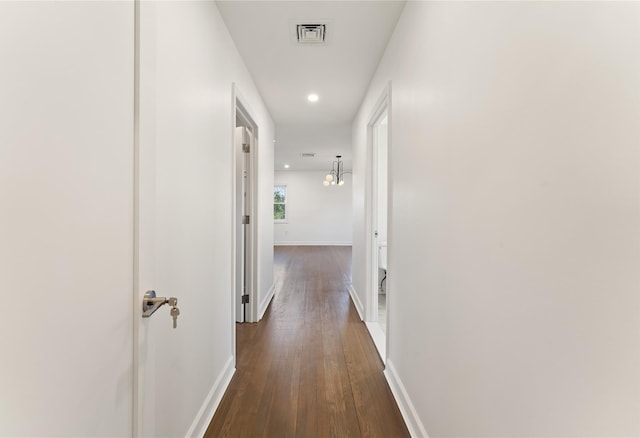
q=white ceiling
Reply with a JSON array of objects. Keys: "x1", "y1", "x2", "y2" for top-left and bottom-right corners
[
  {"x1": 275, "y1": 122, "x2": 352, "y2": 171},
  {"x1": 217, "y1": 0, "x2": 405, "y2": 171}
]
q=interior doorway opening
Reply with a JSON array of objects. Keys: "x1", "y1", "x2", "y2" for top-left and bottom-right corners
[
  {"x1": 366, "y1": 86, "x2": 390, "y2": 362},
  {"x1": 233, "y1": 93, "x2": 259, "y2": 328}
]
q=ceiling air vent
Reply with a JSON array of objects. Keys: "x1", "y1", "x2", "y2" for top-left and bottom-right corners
[
  {"x1": 300, "y1": 152, "x2": 316, "y2": 158},
  {"x1": 297, "y1": 24, "x2": 326, "y2": 44}
]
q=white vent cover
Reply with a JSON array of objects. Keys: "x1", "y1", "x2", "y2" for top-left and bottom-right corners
[
  {"x1": 300, "y1": 152, "x2": 316, "y2": 158},
  {"x1": 297, "y1": 24, "x2": 326, "y2": 44}
]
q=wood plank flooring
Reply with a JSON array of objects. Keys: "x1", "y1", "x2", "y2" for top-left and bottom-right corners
[{"x1": 205, "y1": 246, "x2": 410, "y2": 438}]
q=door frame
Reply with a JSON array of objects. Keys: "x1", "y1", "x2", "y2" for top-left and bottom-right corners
[
  {"x1": 231, "y1": 84, "x2": 260, "y2": 357},
  {"x1": 365, "y1": 82, "x2": 392, "y2": 363}
]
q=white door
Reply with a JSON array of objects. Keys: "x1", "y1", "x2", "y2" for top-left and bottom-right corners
[
  {"x1": 374, "y1": 113, "x2": 389, "y2": 318},
  {"x1": 135, "y1": 3, "x2": 186, "y2": 436},
  {"x1": 234, "y1": 100, "x2": 258, "y2": 324},
  {"x1": 136, "y1": 3, "x2": 234, "y2": 435},
  {"x1": 0, "y1": 2, "x2": 135, "y2": 435},
  {"x1": 235, "y1": 126, "x2": 253, "y2": 323}
]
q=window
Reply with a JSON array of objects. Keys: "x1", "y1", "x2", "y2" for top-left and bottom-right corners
[{"x1": 274, "y1": 185, "x2": 287, "y2": 222}]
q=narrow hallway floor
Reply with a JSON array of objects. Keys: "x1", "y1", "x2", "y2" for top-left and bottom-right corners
[{"x1": 205, "y1": 246, "x2": 409, "y2": 438}]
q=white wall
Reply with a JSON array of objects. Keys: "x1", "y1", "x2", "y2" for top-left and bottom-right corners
[
  {"x1": 0, "y1": 2, "x2": 134, "y2": 435},
  {"x1": 274, "y1": 171, "x2": 352, "y2": 246},
  {"x1": 138, "y1": 2, "x2": 274, "y2": 436},
  {"x1": 0, "y1": 1, "x2": 274, "y2": 436},
  {"x1": 352, "y1": 2, "x2": 640, "y2": 436}
]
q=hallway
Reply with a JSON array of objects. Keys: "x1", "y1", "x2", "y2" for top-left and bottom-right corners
[
  {"x1": 206, "y1": 246, "x2": 409, "y2": 437},
  {"x1": 2, "y1": 1, "x2": 639, "y2": 436}
]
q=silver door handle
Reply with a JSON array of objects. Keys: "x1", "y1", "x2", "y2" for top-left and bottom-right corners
[{"x1": 142, "y1": 290, "x2": 177, "y2": 318}]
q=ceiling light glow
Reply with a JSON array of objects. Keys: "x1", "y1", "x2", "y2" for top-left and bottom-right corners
[
  {"x1": 284, "y1": 164, "x2": 290, "y2": 169},
  {"x1": 307, "y1": 93, "x2": 319, "y2": 103}
]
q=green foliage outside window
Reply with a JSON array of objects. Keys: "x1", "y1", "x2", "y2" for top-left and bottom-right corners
[
  {"x1": 274, "y1": 204, "x2": 285, "y2": 220},
  {"x1": 274, "y1": 186, "x2": 286, "y2": 221}
]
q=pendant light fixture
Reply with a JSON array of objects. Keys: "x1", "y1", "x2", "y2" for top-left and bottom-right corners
[{"x1": 323, "y1": 155, "x2": 347, "y2": 187}]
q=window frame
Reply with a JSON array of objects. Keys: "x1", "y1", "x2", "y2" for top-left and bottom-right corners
[{"x1": 273, "y1": 185, "x2": 288, "y2": 223}]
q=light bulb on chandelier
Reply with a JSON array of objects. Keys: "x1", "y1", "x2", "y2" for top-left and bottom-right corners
[{"x1": 322, "y1": 155, "x2": 350, "y2": 187}]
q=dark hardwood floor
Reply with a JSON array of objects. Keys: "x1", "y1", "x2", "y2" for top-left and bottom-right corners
[{"x1": 205, "y1": 246, "x2": 409, "y2": 438}]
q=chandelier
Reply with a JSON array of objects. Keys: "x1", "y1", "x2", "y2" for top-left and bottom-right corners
[{"x1": 323, "y1": 155, "x2": 346, "y2": 186}]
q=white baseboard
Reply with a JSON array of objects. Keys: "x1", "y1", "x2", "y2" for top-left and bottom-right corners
[
  {"x1": 384, "y1": 359, "x2": 429, "y2": 438},
  {"x1": 274, "y1": 241, "x2": 352, "y2": 246},
  {"x1": 348, "y1": 284, "x2": 363, "y2": 320},
  {"x1": 186, "y1": 356, "x2": 235, "y2": 438},
  {"x1": 364, "y1": 321, "x2": 386, "y2": 364},
  {"x1": 259, "y1": 283, "x2": 275, "y2": 320}
]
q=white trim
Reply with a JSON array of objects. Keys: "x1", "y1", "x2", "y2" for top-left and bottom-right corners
[
  {"x1": 384, "y1": 359, "x2": 429, "y2": 438},
  {"x1": 365, "y1": 321, "x2": 386, "y2": 363},
  {"x1": 230, "y1": 84, "x2": 238, "y2": 365},
  {"x1": 258, "y1": 283, "x2": 275, "y2": 320},
  {"x1": 132, "y1": 0, "x2": 141, "y2": 435},
  {"x1": 274, "y1": 241, "x2": 353, "y2": 246},
  {"x1": 185, "y1": 356, "x2": 235, "y2": 438},
  {"x1": 348, "y1": 284, "x2": 364, "y2": 320}
]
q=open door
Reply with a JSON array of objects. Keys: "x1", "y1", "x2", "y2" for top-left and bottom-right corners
[
  {"x1": 136, "y1": 3, "x2": 235, "y2": 435},
  {"x1": 233, "y1": 97, "x2": 259, "y2": 326},
  {"x1": 235, "y1": 125, "x2": 253, "y2": 323}
]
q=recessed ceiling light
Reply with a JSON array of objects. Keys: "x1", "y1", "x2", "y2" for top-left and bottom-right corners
[
  {"x1": 307, "y1": 93, "x2": 319, "y2": 103},
  {"x1": 284, "y1": 164, "x2": 290, "y2": 169}
]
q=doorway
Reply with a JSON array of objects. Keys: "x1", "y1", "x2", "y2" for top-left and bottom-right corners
[
  {"x1": 234, "y1": 99, "x2": 258, "y2": 324},
  {"x1": 366, "y1": 86, "x2": 390, "y2": 362}
]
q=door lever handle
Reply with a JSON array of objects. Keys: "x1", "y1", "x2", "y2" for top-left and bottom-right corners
[{"x1": 142, "y1": 290, "x2": 167, "y2": 317}]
